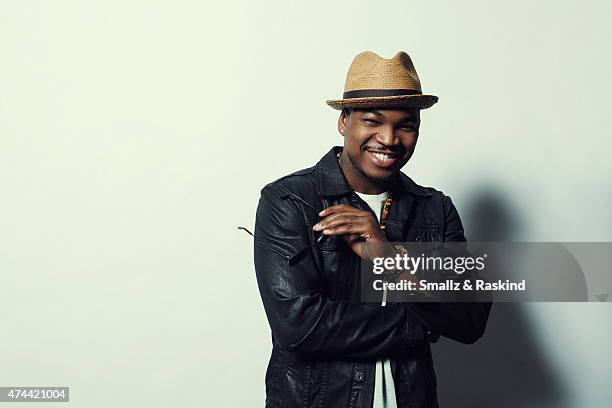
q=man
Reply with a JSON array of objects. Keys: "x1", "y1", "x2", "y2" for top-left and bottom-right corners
[{"x1": 253, "y1": 51, "x2": 492, "y2": 408}]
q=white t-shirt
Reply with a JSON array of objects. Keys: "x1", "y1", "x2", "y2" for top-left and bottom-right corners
[{"x1": 354, "y1": 191, "x2": 397, "y2": 408}]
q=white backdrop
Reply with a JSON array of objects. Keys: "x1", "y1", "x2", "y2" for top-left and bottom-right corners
[{"x1": 1, "y1": 1, "x2": 611, "y2": 407}]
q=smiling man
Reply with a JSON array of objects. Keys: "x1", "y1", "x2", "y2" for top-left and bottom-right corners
[{"x1": 253, "y1": 51, "x2": 491, "y2": 408}]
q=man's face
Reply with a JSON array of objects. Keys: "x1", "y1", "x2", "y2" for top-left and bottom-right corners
[{"x1": 338, "y1": 107, "x2": 420, "y2": 185}]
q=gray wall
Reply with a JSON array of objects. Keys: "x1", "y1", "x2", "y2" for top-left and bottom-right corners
[{"x1": 1, "y1": 1, "x2": 610, "y2": 407}]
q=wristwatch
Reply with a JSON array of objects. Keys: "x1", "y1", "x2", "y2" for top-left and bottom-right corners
[{"x1": 381, "y1": 244, "x2": 410, "y2": 282}]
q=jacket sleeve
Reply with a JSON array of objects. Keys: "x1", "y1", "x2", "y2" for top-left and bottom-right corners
[
  {"x1": 253, "y1": 185, "x2": 426, "y2": 360},
  {"x1": 404, "y1": 195, "x2": 493, "y2": 344}
]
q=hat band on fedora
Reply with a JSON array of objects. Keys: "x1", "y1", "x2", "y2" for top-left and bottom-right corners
[{"x1": 342, "y1": 89, "x2": 422, "y2": 99}]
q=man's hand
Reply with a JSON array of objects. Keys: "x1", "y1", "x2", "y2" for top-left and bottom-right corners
[{"x1": 313, "y1": 204, "x2": 388, "y2": 259}]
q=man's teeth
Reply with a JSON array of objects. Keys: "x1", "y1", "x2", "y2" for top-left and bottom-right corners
[{"x1": 372, "y1": 152, "x2": 390, "y2": 161}]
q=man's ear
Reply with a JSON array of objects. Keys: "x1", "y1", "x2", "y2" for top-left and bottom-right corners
[{"x1": 338, "y1": 110, "x2": 348, "y2": 136}]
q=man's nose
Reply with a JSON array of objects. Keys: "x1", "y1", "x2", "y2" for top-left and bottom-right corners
[{"x1": 376, "y1": 125, "x2": 399, "y2": 147}]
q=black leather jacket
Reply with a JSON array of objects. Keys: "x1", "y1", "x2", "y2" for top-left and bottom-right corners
[{"x1": 253, "y1": 146, "x2": 491, "y2": 408}]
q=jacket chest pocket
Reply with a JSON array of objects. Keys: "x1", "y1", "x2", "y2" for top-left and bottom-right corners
[
  {"x1": 314, "y1": 236, "x2": 357, "y2": 300},
  {"x1": 406, "y1": 221, "x2": 443, "y2": 242}
]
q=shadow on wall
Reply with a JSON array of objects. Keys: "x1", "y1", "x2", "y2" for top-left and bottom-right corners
[{"x1": 433, "y1": 188, "x2": 566, "y2": 408}]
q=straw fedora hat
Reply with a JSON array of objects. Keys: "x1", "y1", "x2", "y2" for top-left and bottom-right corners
[{"x1": 326, "y1": 51, "x2": 438, "y2": 110}]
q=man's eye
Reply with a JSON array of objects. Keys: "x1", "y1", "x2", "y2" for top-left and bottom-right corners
[{"x1": 363, "y1": 119, "x2": 379, "y2": 125}]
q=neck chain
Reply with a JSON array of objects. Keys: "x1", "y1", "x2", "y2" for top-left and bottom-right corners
[{"x1": 336, "y1": 151, "x2": 393, "y2": 231}]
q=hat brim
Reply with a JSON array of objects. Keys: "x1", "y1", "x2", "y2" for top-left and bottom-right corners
[{"x1": 326, "y1": 94, "x2": 438, "y2": 110}]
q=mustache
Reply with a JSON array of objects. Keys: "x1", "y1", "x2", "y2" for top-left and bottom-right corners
[{"x1": 362, "y1": 145, "x2": 405, "y2": 155}]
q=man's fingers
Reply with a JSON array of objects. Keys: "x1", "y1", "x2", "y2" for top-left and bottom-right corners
[
  {"x1": 318, "y1": 204, "x2": 356, "y2": 216},
  {"x1": 320, "y1": 220, "x2": 371, "y2": 236},
  {"x1": 321, "y1": 225, "x2": 358, "y2": 236},
  {"x1": 313, "y1": 213, "x2": 370, "y2": 231}
]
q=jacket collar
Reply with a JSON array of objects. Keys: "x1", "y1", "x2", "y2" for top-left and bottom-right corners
[
  {"x1": 315, "y1": 146, "x2": 434, "y2": 199},
  {"x1": 315, "y1": 146, "x2": 352, "y2": 197}
]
